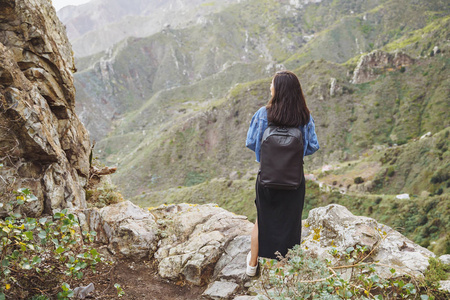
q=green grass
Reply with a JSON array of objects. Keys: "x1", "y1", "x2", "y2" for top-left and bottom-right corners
[{"x1": 383, "y1": 16, "x2": 450, "y2": 54}]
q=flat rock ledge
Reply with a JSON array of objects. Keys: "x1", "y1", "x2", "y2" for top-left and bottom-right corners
[{"x1": 76, "y1": 202, "x2": 437, "y2": 299}]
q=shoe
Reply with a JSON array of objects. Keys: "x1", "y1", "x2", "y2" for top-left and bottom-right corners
[{"x1": 246, "y1": 251, "x2": 257, "y2": 276}]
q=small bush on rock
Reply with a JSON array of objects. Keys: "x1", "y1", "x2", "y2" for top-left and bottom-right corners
[
  {"x1": 86, "y1": 181, "x2": 123, "y2": 208},
  {"x1": 256, "y1": 244, "x2": 449, "y2": 299}
]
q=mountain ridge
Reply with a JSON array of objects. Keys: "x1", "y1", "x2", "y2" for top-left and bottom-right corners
[{"x1": 58, "y1": 0, "x2": 243, "y2": 57}]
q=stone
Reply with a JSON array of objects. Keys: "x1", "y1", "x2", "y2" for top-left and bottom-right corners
[
  {"x1": 433, "y1": 46, "x2": 440, "y2": 56},
  {"x1": 420, "y1": 132, "x2": 432, "y2": 139},
  {"x1": 302, "y1": 204, "x2": 434, "y2": 278},
  {"x1": 329, "y1": 77, "x2": 341, "y2": 97},
  {"x1": 440, "y1": 254, "x2": 450, "y2": 265},
  {"x1": 439, "y1": 280, "x2": 450, "y2": 293},
  {"x1": 79, "y1": 201, "x2": 160, "y2": 259},
  {"x1": 153, "y1": 203, "x2": 253, "y2": 285},
  {"x1": 0, "y1": 0, "x2": 90, "y2": 216},
  {"x1": 214, "y1": 235, "x2": 251, "y2": 283},
  {"x1": 73, "y1": 283, "x2": 95, "y2": 299},
  {"x1": 363, "y1": 180, "x2": 374, "y2": 192},
  {"x1": 203, "y1": 281, "x2": 239, "y2": 299},
  {"x1": 396, "y1": 193, "x2": 410, "y2": 200}
]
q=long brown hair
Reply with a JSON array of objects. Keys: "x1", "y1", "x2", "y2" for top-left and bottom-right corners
[{"x1": 266, "y1": 71, "x2": 310, "y2": 127}]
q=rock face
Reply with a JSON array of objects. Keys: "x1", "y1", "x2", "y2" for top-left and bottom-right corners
[
  {"x1": 352, "y1": 50, "x2": 414, "y2": 84},
  {"x1": 0, "y1": 0, "x2": 90, "y2": 215},
  {"x1": 302, "y1": 204, "x2": 434, "y2": 278}
]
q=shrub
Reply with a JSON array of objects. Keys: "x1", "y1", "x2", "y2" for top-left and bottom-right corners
[
  {"x1": 430, "y1": 167, "x2": 449, "y2": 184},
  {"x1": 424, "y1": 257, "x2": 450, "y2": 289},
  {"x1": 0, "y1": 189, "x2": 105, "y2": 299},
  {"x1": 86, "y1": 182, "x2": 124, "y2": 208},
  {"x1": 354, "y1": 177, "x2": 364, "y2": 184},
  {"x1": 387, "y1": 166, "x2": 395, "y2": 177},
  {"x1": 255, "y1": 244, "x2": 446, "y2": 299}
]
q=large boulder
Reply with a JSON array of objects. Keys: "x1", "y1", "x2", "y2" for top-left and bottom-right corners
[
  {"x1": 78, "y1": 201, "x2": 159, "y2": 259},
  {"x1": 152, "y1": 203, "x2": 253, "y2": 286},
  {"x1": 0, "y1": 0, "x2": 90, "y2": 215},
  {"x1": 213, "y1": 235, "x2": 251, "y2": 282},
  {"x1": 301, "y1": 204, "x2": 434, "y2": 278}
]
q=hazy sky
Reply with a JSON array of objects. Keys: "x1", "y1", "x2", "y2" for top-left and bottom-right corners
[{"x1": 52, "y1": 0, "x2": 92, "y2": 11}]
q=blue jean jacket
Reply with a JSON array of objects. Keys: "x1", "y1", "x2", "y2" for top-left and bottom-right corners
[{"x1": 246, "y1": 106, "x2": 320, "y2": 162}]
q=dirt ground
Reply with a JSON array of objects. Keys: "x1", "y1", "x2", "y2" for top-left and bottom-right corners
[{"x1": 80, "y1": 259, "x2": 206, "y2": 299}]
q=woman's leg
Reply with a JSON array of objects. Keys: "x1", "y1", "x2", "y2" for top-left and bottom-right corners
[{"x1": 250, "y1": 220, "x2": 258, "y2": 267}]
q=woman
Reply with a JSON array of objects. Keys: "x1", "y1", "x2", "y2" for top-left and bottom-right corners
[{"x1": 245, "y1": 70, "x2": 319, "y2": 276}]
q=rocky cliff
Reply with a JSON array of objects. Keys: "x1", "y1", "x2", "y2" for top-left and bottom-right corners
[
  {"x1": 352, "y1": 50, "x2": 415, "y2": 84},
  {"x1": 0, "y1": 0, "x2": 90, "y2": 216}
]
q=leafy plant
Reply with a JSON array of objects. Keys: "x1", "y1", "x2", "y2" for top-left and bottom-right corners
[
  {"x1": 424, "y1": 257, "x2": 450, "y2": 289},
  {"x1": 114, "y1": 283, "x2": 125, "y2": 297},
  {"x1": 0, "y1": 189, "x2": 104, "y2": 299},
  {"x1": 256, "y1": 242, "x2": 449, "y2": 299}
]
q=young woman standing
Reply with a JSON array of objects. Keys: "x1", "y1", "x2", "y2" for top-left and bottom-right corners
[{"x1": 245, "y1": 71, "x2": 319, "y2": 276}]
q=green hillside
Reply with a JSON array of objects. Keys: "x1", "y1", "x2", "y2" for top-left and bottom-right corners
[
  {"x1": 75, "y1": 0, "x2": 449, "y2": 140},
  {"x1": 98, "y1": 52, "x2": 449, "y2": 195},
  {"x1": 81, "y1": 0, "x2": 449, "y2": 194},
  {"x1": 75, "y1": 0, "x2": 450, "y2": 254}
]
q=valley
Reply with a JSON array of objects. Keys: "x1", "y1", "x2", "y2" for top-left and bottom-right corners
[{"x1": 64, "y1": 0, "x2": 450, "y2": 255}]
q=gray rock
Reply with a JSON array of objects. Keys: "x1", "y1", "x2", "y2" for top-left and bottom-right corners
[
  {"x1": 79, "y1": 201, "x2": 159, "y2": 259},
  {"x1": 352, "y1": 50, "x2": 414, "y2": 84},
  {"x1": 0, "y1": 0, "x2": 90, "y2": 216},
  {"x1": 233, "y1": 296, "x2": 258, "y2": 300},
  {"x1": 73, "y1": 283, "x2": 95, "y2": 299},
  {"x1": 153, "y1": 203, "x2": 253, "y2": 285},
  {"x1": 302, "y1": 204, "x2": 434, "y2": 278},
  {"x1": 439, "y1": 254, "x2": 450, "y2": 265},
  {"x1": 214, "y1": 235, "x2": 251, "y2": 282},
  {"x1": 439, "y1": 280, "x2": 450, "y2": 293},
  {"x1": 203, "y1": 281, "x2": 239, "y2": 299}
]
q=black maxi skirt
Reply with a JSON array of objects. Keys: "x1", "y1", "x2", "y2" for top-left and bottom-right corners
[{"x1": 255, "y1": 174, "x2": 305, "y2": 259}]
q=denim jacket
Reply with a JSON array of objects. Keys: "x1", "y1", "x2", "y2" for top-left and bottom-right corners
[{"x1": 246, "y1": 106, "x2": 319, "y2": 162}]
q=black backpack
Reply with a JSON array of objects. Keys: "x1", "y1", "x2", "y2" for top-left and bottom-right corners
[{"x1": 259, "y1": 125, "x2": 304, "y2": 190}]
